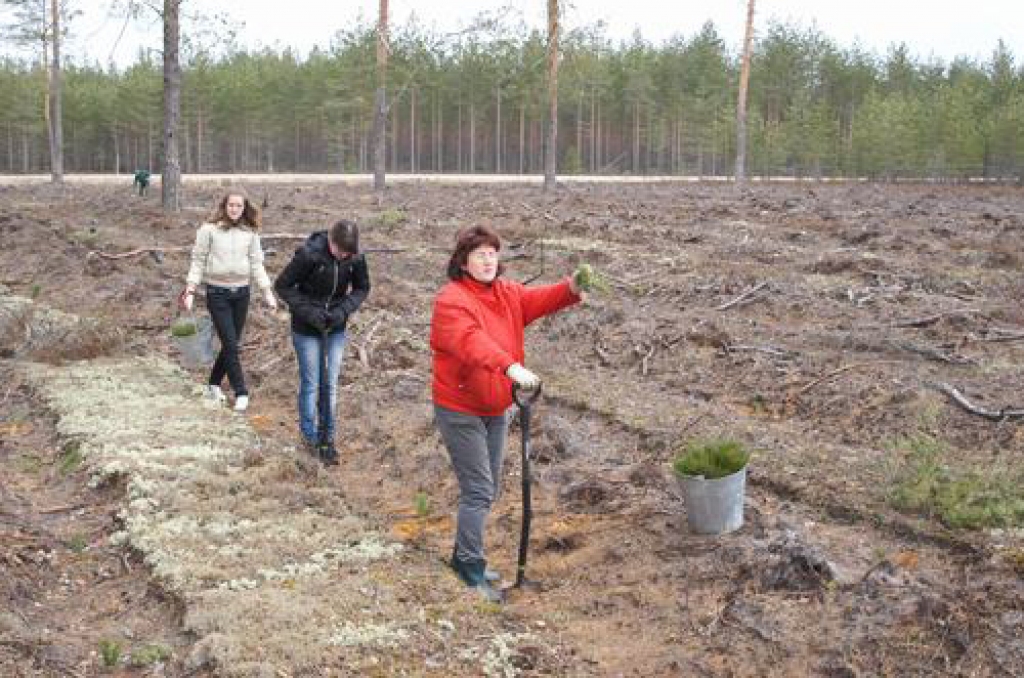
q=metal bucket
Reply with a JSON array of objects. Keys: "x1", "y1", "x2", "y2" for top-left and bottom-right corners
[
  {"x1": 677, "y1": 465, "x2": 746, "y2": 535},
  {"x1": 172, "y1": 315, "x2": 217, "y2": 368}
]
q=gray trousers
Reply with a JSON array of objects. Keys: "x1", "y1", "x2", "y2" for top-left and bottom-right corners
[{"x1": 434, "y1": 404, "x2": 509, "y2": 564}]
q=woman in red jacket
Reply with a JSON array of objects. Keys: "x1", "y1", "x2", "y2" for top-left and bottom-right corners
[{"x1": 430, "y1": 225, "x2": 585, "y2": 602}]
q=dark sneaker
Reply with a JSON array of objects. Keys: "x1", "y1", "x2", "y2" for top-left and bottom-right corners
[{"x1": 319, "y1": 441, "x2": 339, "y2": 466}]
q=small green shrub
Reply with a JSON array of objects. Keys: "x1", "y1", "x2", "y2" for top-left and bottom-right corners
[
  {"x1": 414, "y1": 491, "x2": 430, "y2": 517},
  {"x1": 68, "y1": 534, "x2": 88, "y2": 553},
  {"x1": 170, "y1": 317, "x2": 198, "y2": 337},
  {"x1": 59, "y1": 441, "x2": 84, "y2": 475},
  {"x1": 30, "y1": 284, "x2": 41, "y2": 299},
  {"x1": 99, "y1": 639, "x2": 121, "y2": 668},
  {"x1": 376, "y1": 209, "x2": 407, "y2": 227},
  {"x1": 130, "y1": 643, "x2": 172, "y2": 667},
  {"x1": 673, "y1": 438, "x2": 749, "y2": 479},
  {"x1": 888, "y1": 434, "x2": 1024, "y2": 529}
]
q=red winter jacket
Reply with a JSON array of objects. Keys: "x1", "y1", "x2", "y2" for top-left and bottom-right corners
[{"x1": 430, "y1": 276, "x2": 580, "y2": 416}]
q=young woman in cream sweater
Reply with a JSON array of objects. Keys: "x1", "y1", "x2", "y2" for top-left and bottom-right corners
[{"x1": 180, "y1": 191, "x2": 277, "y2": 412}]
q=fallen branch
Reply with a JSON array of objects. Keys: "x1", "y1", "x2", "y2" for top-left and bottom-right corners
[
  {"x1": 970, "y1": 326, "x2": 1024, "y2": 343},
  {"x1": 38, "y1": 504, "x2": 86, "y2": 515},
  {"x1": 356, "y1": 315, "x2": 383, "y2": 367},
  {"x1": 892, "y1": 308, "x2": 981, "y2": 328},
  {"x1": 593, "y1": 338, "x2": 613, "y2": 366},
  {"x1": 716, "y1": 281, "x2": 769, "y2": 311},
  {"x1": 791, "y1": 360, "x2": 902, "y2": 399},
  {"x1": 88, "y1": 245, "x2": 187, "y2": 260},
  {"x1": 252, "y1": 353, "x2": 288, "y2": 374},
  {"x1": 725, "y1": 344, "x2": 795, "y2": 359},
  {"x1": 637, "y1": 343, "x2": 656, "y2": 376},
  {"x1": 893, "y1": 341, "x2": 975, "y2": 365},
  {"x1": 931, "y1": 382, "x2": 1024, "y2": 421}
]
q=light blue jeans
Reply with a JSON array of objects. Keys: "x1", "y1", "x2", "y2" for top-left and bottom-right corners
[{"x1": 292, "y1": 329, "x2": 347, "y2": 444}]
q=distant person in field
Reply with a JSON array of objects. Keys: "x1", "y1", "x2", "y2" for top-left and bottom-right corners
[
  {"x1": 429, "y1": 225, "x2": 586, "y2": 602},
  {"x1": 179, "y1": 190, "x2": 278, "y2": 413},
  {"x1": 133, "y1": 169, "x2": 150, "y2": 196},
  {"x1": 274, "y1": 220, "x2": 370, "y2": 465}
]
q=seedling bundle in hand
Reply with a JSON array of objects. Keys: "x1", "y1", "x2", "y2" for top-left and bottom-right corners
[{"x1": 573, "y1": 263, "x2": 610, "y2": 293}]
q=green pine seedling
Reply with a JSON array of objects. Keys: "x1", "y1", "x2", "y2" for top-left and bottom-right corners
[
  {"x1": 170, "y1": 318, "x2": 198, "y2": 337},
  {"x1": 99, "y1": 639, "x2": 122, "y2": 668},
  {"x1": 414, "y1": 491, "x2": 430, "y2": 517},
  {"x1": 673, "y1": 438, "x2": 749, "y2": 479},
  {"x1": 573, "y1": 263, "x2": 610, "y2": 293}
]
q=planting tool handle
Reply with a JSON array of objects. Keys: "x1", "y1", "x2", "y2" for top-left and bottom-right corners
[{"x1": 512, "y1": 382, "x2": 542, "y2": 408}]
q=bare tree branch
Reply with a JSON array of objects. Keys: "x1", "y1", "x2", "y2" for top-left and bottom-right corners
[{"x1": 931, "y1": 382, "x2": 1024, "y2": 421}]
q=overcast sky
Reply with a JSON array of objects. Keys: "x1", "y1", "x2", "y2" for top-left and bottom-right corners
[{"x1": 6, "y1": 0, "x2": 1021, "y2": 67}]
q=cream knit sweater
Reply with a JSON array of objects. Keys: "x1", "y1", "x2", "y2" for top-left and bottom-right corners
[{"x1": 185, "y1": 222, "x2": 272, "y2": 291}]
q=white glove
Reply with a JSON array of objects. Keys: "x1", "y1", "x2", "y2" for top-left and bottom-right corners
[
  {"x1": 506, "y1": 363, "x2": 540, "y2": 389},
  {"x1": 264, "y1": 289, "x2": 278, "y2": 311}
]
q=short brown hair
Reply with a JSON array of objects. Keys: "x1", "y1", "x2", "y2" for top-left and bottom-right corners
[
  {"x1": 212, "y1": 191, "x2": 261, "y2": 230},
  {"x1": 329, "y1": 219, "x2": 360, "y2": 254},
  {"x1": 446, "y1": 225, "x2": 505, "y2": 280}
]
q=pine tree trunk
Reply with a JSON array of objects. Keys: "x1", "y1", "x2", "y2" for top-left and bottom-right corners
[
  {"x1": 543, "y1": 0, "x2": 559, "y2": 190},
  {"x1": 161, "y1": 0, "x2": 182, "y2": 211},
  {"x1": 410, "y1": 87, "x2": 416, "y2": 172},
  {"x1": 469, "y1": 101, "x2": 476, "y2": 173},
  {"x1": 519, "y1": 106, "x2": 525, "y2": 174},
  {"x1": 590, "y1": 89, "x2": 597, "y2": 172},
  {"x1": 456, "y1": 102, "x2": 462, "y2": 173},
  {"x1": 197, "y1": 107, "x2": 204, "y2": 173},
  {"x1": 435, "y1": 94, "x2": 442, "y2": 172},
  {"x1": 48, "y1": 0, "x2": 63, "y2": 183},
  {"x1": 372, "y1": 0, "x2": 389, "y2": 190},
  {"x1": 735, "y1": 0, "x2": 756, "y2": 185},
  {"x1": 495, "y1": 86, "x2": 501, "y2": 174},
  {"x1": 633, "y1": 100, "x2": 640, "y2": 173}
]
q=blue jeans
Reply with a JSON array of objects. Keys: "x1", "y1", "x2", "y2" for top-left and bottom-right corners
[
  {"x1": 292, "y1": 329, "x2": 346, "y2": 444},
  {"x1": 206, "y1": 285, "x2": 250, "y2": 396}
]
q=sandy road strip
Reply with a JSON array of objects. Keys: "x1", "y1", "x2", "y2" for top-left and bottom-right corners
[{"x1": 0, "y1": 172, "x2": 737, "y2": 185}]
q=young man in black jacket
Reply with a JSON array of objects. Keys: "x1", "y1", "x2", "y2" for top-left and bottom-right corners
[{"x1": 274, "y1": 220, "x2": 370, "y2": 464}]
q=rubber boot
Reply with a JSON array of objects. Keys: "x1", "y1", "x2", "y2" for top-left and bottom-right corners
[
  {"x1": 450, "y1": 545, "x2": 500, "y2": 581},
  {"x1": 450, "y1": 552, "x2": 503, "y2": 603}
]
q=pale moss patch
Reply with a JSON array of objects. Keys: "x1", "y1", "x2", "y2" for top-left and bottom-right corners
[
  {"x1": 482, "y1": 632, "x2": 538, "y2": 678},
  {"x1": 20, "y1": 354, "x2": 413, "y2": 675},
  {"x1": 327, "y1": 621, "x2": 409, "y2": 648},
  {"x1": 538, "y1": 236, "x2": 605, "y2": 252}
]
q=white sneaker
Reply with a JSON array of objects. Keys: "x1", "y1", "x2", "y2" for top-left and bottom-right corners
[
  {"x1": 233, "y1": 395, "x2": 249, "y2": 412},
  {"x1": 204, "y1": 385, "x2": 226, "y2": 404}
]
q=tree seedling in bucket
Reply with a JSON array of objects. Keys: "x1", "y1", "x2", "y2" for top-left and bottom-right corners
[
  {"x1": 673, "y1": 438, "x2": 750, "y2": 535},
  {"x1": 170, "y1": 317, "x2": 198, "y2": 338},
  {"x1": 673, "y1": 438, "x2": 749, "y2": 479}
]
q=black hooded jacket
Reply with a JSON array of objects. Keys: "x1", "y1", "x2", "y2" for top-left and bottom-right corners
[{"x1": 274, "y1": 231, "x2": 371, "y2": 336}]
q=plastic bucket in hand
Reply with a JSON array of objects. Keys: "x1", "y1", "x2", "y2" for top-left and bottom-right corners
[
  {"x1": 677, "y1": 465, "x2": 746, "y2": 535},
  {"x1": 171, "y1": 315, "x2": 216, "y2": 368}
]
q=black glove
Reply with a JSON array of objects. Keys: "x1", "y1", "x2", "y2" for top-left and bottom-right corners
[
  {"x1": 304, "y1": 306, "x2": 329, "y2": 332},
  {"x1": 327, "y1": 308, "x2": 348, "y2": 330}
]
